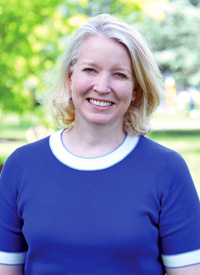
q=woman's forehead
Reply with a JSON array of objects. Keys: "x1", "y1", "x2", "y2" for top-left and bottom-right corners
[
  {"x1": 77, "y1": 35, "x2": 130, "y2": 59},
  {"x1": 74, "y1": 35, "x2": 132, "y2": 71}
]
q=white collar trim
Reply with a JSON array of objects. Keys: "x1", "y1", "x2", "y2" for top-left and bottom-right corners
[{"x1": 49, "y1": 129, "x2": 139, "y2": 171}]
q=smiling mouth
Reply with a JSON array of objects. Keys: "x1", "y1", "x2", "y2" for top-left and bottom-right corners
[{"x1": 88, "y1": 99, "x2": 113, "y2": 107}]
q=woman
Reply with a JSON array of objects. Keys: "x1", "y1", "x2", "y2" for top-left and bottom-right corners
[{"x1": 0, "y1": 14, "x2": 200, "y2": 275}]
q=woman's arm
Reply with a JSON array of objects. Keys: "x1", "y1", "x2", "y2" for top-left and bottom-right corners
[
  {"x1": 166, "y1": 264, "x2": 200, "y2": 274},
  {"x1": 0, "y1": 264, "x2": 24, "y2": 275}
]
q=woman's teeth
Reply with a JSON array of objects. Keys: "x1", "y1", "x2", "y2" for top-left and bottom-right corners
[{"x1": 89, "y1": 99, "x2": 112, "y2": 107}]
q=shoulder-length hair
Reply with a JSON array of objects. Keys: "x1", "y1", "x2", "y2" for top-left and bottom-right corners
[{"x1": 45, "y1": 14, "x2": 163, "y2": 136}]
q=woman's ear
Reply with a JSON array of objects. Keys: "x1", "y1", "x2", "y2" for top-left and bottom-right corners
[
  {"x1": 68, "y1": 72, "x2": 72, "y2": 90},
  {"x1": 132, "y1": 90, "x2": 137, "y2": 102}
]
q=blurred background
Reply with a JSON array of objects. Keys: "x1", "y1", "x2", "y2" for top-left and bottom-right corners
[{"x1": 0, "y1": 0, "x2": 199, "y2": 193}]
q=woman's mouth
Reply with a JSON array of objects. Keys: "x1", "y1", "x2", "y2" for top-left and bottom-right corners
[{"x1": 88, "y1": 99, "x2": 113, "y2": 107}]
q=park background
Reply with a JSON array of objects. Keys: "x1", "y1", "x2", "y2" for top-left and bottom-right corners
[{"x1": 0, "y1": 0, "x2": 200, "y2": 194}]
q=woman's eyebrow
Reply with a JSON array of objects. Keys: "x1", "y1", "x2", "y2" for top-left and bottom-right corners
[{"x1": 79, "y1": 60, "x2": 98, "y2": 67}]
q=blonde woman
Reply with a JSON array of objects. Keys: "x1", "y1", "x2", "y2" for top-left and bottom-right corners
[{"x1": 0, "y1": 14, "x2": 199, "y2": 274}]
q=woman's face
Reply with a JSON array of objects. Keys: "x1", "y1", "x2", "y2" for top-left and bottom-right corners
[{"x1": 69, "y1": 34, "x2": 136, "y2": 129}]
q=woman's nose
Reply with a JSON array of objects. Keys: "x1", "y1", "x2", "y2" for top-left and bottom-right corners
[{"x1": 93, "y1": 73, "x2": 111, "y2": 94}]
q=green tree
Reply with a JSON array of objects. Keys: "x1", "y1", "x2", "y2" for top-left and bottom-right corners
[
  {"x1": 0, "y1": 0, "x2": 66, "y2": 114},
  {"x1": 137, "y1": 0, "x2": 200, "y2": 89}
]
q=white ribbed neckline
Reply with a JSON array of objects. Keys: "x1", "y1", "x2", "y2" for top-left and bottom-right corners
[{"x1": 49, "y1": 130, "x2": 139, "y2": 171}]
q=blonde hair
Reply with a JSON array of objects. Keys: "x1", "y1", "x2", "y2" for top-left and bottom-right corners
[{"x1": 46, "y1": 14, "x2": 163, "y2": 135}]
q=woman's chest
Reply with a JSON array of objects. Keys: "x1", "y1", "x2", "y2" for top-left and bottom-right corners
[{"x1": 19, "y1": 167, "x2": 161, "y2": 252}]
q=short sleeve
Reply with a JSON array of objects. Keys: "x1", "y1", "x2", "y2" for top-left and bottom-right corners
[
  {"x1": 158, "y1": 151, "x2": 200, "y2": 268},
  {"x1": 0, "y1": 152, "x2": 27, "y2": 265}
]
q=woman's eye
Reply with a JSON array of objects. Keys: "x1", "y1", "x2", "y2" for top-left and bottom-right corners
[
  {"x1": 115, "y1": 72, "x2": 127, "y2": 78},
  {"x1": 84, "y1": 68, "x2": 95, "y2": 72}
]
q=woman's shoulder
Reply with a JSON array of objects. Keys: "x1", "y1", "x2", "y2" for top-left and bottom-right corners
[
  {"x1": 139, "y1": 136, "x2": 196, "y2": 192},
  {"x1": 137, "y1": 135, "x2": 183, "y2": 161},
  {"x1": 135, "y1": 135, "x2": 191, "y2": 181},
  {"x1": 14, "y1": 134, "x2": 51, "y2": 156},
  {"x1": 2, "y1": 134, "x2": 52, "y2": 171}
]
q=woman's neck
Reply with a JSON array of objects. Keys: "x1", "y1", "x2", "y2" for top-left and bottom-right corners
[{"x1": 62, "y1": 122, "x2": 126, "y2": 158}]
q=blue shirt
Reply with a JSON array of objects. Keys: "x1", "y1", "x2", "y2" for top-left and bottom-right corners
[{"x1": 0, "y1": 130, "x2": 200, "y2": 274}]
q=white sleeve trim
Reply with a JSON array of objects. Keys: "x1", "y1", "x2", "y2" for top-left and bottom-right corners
[
  {"x1": 162, "y1": 249, "x2": 200, "y2": 268},
  {"x1": 0, "y1": 251, "x2": 27, "y2": 265}
]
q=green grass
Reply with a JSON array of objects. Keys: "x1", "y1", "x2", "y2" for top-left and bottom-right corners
[
  {"x1": 0, "y1": 114, "x2": 29, "y2": 140},
  {"x1": 0, "y1": 125, "x2": 28, "y2": 140}
]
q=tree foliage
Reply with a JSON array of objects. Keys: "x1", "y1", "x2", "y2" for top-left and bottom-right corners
[
  {"x1": 137, "y1": 0, "x2": 200, "y2": 88},
  {"x1": 0, "y1": 0, "x2": 69, "y2": 114}
]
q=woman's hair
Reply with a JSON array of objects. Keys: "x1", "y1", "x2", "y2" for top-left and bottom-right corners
[{"x1": 46, "y1": 14, "x2": 163, "y2": 135}]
